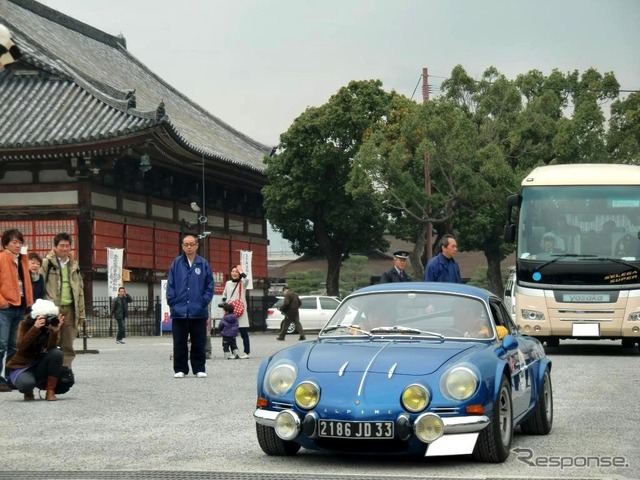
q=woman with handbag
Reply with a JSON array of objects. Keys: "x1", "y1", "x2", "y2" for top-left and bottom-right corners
[{"x1": 221, "y1": 264, "x2": 250, "y2": 359}]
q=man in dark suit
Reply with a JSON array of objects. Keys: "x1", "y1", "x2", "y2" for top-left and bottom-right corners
[{"x1": 379, "y1": 251, "x2": 412, "y2": 283}]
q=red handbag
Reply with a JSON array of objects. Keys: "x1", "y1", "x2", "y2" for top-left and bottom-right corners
[{"x1": 229, "y1": 282, "x2": 245, "y2": 316}]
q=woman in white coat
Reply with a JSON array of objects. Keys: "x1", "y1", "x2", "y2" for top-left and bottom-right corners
[{"x1": 221, "y1": 264, "x2": 250, "y2": 359}]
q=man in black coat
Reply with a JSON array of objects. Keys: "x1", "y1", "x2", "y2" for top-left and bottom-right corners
[
  {"x1": 111, "y1": 287, "x2": 132, "y2": 344},
  {"x1": 379, "y1": 251, "x2": 412, "y2": 283}
]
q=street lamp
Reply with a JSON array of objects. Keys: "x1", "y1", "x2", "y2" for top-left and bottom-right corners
[{"x1": 192, "y1": 156, "x2": 210, "y2": 256}]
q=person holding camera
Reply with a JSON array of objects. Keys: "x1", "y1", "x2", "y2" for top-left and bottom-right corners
[
  {"x1": 218, "y1": 303, "x2": 240, "y2": 359},
  {"x1": 5, "y1": 299, "x2": 64, "y2": 401},
  {"x1": 220, "y1": 264, "x2": 250, "y2": 359}
]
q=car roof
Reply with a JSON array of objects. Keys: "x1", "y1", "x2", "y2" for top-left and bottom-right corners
[{"x1": 352, "y1": 282, "x2": 496, "y2": 302}]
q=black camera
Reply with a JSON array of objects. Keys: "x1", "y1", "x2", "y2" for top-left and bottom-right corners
[
  {"x1": 43, "y1": 314, "x2": 60, "y2": 327},
  {"x1": 217, "y1": 298, "x2": 227, "y2": 308}
]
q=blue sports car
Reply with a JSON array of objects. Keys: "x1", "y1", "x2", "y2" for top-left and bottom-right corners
[{"x1": 254, "y1": 282, "x2": 553, "y2": 463}]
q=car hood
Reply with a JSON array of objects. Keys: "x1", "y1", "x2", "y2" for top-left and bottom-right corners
[{"x1": 306, "y1": 340, "x2": 479, "y2": 375}]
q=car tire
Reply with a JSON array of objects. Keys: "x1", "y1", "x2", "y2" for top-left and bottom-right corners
[
  {"x1": 278, "y1": 320, "x2": 296, "y2": 335},
  {"x1": 256, "y1": 423, "x2": 301, "y2": 456},
  {"x1": 473, "y1": 375, "x2": 512, "y2": 463},
  {"x1": 520, "y1": 368, "x2": 553, "y2": 435},
  {"x1": 545, "y1": 337, "x2": 559, "y2": 347}
]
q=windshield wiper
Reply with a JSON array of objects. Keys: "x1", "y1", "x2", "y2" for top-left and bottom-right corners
[
  {"x1": 321, "y1": 325, "x2": 372, "y2": 337},
  {"x1": 369, "y1": 326, "x2": 444, "y2": 339},
  {"x1": 536, "y1": 253, "x2": 597, "y2": 271},
  {"x1": 582, "y1": 256, "x2": 639, "y2": 270}
]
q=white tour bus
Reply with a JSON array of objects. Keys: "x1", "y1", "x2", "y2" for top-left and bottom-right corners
[{"x1": 504, "y1": 164, "x2": 640, "y2": 348}]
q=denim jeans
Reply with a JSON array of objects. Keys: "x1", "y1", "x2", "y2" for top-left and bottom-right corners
[{"x1": 0, "y1": 306, "x2": 25, "y2": 381}]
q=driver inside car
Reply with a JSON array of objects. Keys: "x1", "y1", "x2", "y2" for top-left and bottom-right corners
[{"x1": 452, "y1": 301, "x2": 507, "y2": 340}]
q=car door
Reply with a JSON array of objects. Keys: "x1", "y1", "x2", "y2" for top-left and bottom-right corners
[
  {"x1": 299, "y1": 296, "x2": 320, "y2": 329},
  {"x1": 489, "y1": 299, "x2": 534, "y2": 417},
  {"x1": 318, "y1": 296, "x2": 340, "y2": 328}
]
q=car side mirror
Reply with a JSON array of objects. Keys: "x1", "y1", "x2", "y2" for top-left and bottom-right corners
[{"x1": 501, "y1": 334, "x2": 518, "y2": 351}]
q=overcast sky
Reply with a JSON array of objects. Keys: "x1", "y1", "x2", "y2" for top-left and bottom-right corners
[{"x1": 35, "y1": 0, "x2": 640, "y2": 252}]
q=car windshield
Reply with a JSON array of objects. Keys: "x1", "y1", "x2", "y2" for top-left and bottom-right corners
[{"x1": 321, "y1": 292, "x2": 495, "y2": 340}]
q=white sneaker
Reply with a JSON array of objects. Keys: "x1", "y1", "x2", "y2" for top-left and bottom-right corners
[
  {"x1": 174, "y1": 372, "x2": 185, "y2": 378},
  {"x1": 238, "y1": 353, "x2": 249, "y2": 359},
  {"x1": 196, "y1": 372, "x2": 207, "y2": 378}
]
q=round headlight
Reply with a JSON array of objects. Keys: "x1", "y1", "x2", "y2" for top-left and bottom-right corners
[
  {"x1": 274, "y1": 410, "x2": 301, "y2": 441},
  {"x1": 294, "y1": 381, "x2": 320, "y2": 409},
  {"x1": 441, "y1": 367, "x2": 478, "y2": 401},
  {"x1": 265, "y1": 363, "x2": 297, "y2": 396},
  {"x1": 401, "y1": 384, "x2": 430, "y2": 413},
  {"x1": 414, "y1": 413, "x2": 444, "y2": 443}
]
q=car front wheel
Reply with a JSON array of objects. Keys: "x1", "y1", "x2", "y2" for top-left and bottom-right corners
[
  {"x1": 256, "y1": 423, "x2": 301, "y2": 456},
  {"x1": 520, "y1": 368, "x2": 553, "y2": 435},
  {"x1": 473, "y1": 375, "x2": 513, "y2": 463}
]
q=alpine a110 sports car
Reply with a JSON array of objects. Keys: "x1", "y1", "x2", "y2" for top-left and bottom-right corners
[{"x1": 254, "y1": 282, "x2": 553, "y2": 463}]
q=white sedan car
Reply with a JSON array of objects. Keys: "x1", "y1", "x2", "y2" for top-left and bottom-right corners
[{"x1": 265, "y1": 295, "x2": 341, "y2": 333}]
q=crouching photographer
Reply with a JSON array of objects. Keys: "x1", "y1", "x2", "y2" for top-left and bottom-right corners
[{"x1": 5, "y1": 299, "x2": 64, "y2": 401}]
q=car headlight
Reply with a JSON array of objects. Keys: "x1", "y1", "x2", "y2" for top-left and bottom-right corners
[
  {"x1": 414, "y1": 413, "x2": 444, "y2": 443},
  {"x1": 264, "y1": 362, "x2": 298, "y2": 396},
  {"x1": 294, "y1": 381, "x2": 320, "y2": 409},
  {"x1": 401, "y1": 384, "x2": 430, "y2": 413},
  {"x1": 521, "y1": 309, "x2": 545, "y2": 321},
  {"x1": 628, "y1": 312, "x2": 640, "y2": 322},
  {"x1": 441, "y1": 367, "x2": 478, "y2": 401}
]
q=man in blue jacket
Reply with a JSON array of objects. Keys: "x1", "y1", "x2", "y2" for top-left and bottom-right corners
[
  {"x1": 424, "y1": 234, "x2": 462, "y2": 283},
  {"x1": 167, "y1": 234, "x2": 214, "y2": 379}
]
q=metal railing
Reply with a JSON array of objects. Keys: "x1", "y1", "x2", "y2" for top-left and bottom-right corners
[{"x1": 84, "y1": 296, "x2": 270, "y2": 337}]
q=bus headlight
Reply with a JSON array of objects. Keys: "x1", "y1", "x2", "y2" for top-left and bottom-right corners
[
  {"x1": 628, "y1": 312, "x2": 640, "y2": 322},
  {"x1": 521, "y1": 309, "x2": 545, "y2": 321}
]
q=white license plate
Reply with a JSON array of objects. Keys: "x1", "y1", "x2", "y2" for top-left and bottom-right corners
[
  {"x1": 318, "y1": 420, "x2": 394, "y2": 438},
  {"x1": 572, "y1": 323, "x2": 600, "y2": 336}
]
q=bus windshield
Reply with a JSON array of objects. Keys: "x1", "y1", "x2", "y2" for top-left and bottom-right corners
[{"x1": 517, "y1": 185, "x2": 640, "y2": 261}]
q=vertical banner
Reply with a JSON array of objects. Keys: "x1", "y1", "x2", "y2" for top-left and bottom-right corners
[
  {"x1": 161, "y1": 279, "x2": 172, "y2": 332},
  {"x1": 107, "y1": 248, "x2": 124, "y2": 298},
  {"x1": 239, "y1": 250, "x2": 253, "y2": 289}
]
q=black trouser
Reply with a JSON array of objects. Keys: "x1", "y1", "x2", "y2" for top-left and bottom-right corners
[
  {"x1": 222, "y1": 336, "x2": 238, "y2": 354},
  {"x1": 239, "y1": 327, "x2": 250, "y2": 354},
  {"x1": 14, "y1": 348, "x2": 63, "y2": 393},
  {"x1": 172, "y1": 317, "x2": 207, "y2": 375},
  {"x1": 278, "y1": 313, "x2": 306, "y2": 339},
  {"x1": 116, "y1": 316, "x2": 126, "y2": 341}
]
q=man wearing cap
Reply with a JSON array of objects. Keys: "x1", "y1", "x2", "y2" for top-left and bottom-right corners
[
  {"x1": 424, "y1": 234, "x2": 462, "y2": 283},
  {"x1": 379, "y1": 251, "x2": 412, "y2": 283}
]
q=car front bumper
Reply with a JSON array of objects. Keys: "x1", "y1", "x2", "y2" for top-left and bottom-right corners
[{"x1": 254, "y1": 408, "x2": 489, "y2": 456}]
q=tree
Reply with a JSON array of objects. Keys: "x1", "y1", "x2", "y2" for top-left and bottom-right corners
[
  {"x1": 607, "y1": 91, "x2": 640, "y2": 165},
  {"x1": 263, "y1": 80, "x2": 396, "y2": 296},
  {"x1": 339, "y1": 255, "x2": 371, "y2": 297}
]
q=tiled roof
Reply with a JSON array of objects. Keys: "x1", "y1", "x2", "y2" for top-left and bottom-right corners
[{"x1": 0, "y1": 0, "x2": 271, "y2": 171}]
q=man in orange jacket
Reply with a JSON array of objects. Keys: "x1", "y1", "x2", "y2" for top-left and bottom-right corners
[{"x1": 0, "y1": 229, "x2": 33, "y2": 392}]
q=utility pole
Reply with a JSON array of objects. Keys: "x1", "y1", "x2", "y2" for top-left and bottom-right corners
[{"x1": 423, "y1": 67, "x2": 433, "y2": 263}]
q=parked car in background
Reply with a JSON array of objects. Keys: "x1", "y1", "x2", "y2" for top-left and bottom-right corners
[
  {"x1": 255, "y1": 282, "x2": 553, "y2": 463},
  {"x1": 265, "y1": 295, "x2": 341, "y2": 333}
]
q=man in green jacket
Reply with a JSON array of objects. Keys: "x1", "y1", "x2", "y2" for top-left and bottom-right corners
[{"x1": 41, "y1": 233, "x2": 86, "y2": 369}]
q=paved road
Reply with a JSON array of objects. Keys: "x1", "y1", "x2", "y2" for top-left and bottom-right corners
[{"x1": 1, "y1": 333, "x2": 638, "y2": 479}]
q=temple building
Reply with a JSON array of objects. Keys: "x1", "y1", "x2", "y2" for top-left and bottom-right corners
[{"x1": 0, "y1": 0, "x2": 271, "y2": 309}]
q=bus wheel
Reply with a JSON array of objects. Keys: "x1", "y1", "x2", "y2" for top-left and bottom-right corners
[{"x1": 545, "y1": 337, "x2": 559, "y2": 347}]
